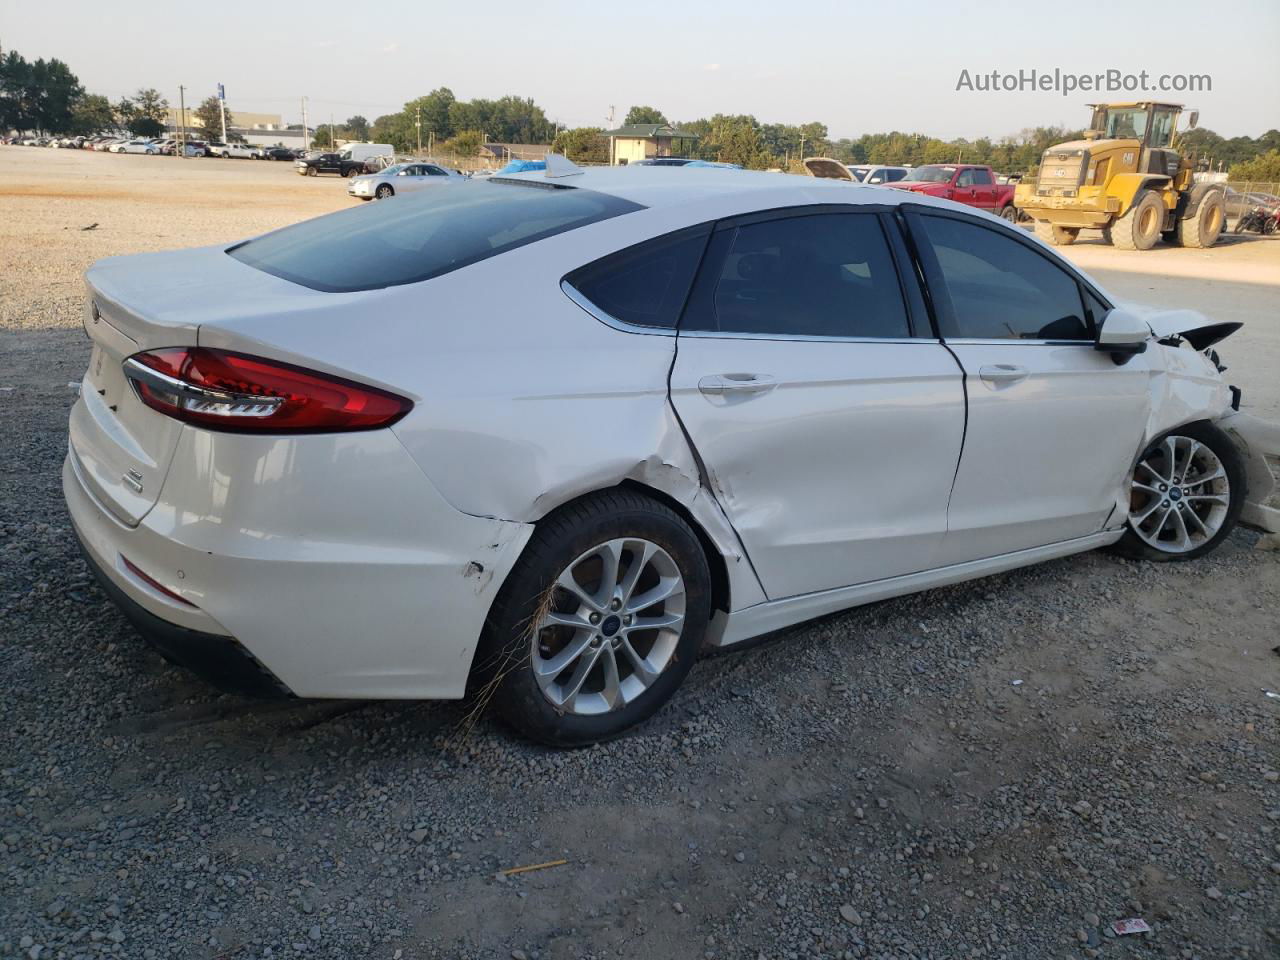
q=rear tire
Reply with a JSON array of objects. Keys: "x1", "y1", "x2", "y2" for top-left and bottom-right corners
[
  {"x1": 1112, "y1": 189, "x2": 1164, "y2": 250},
  {"x1": 999, "y1": 204, "x2": 1018, "y2": 223},
  {"x1": 475, "y1": 490, "x2": 711, "y2": 746},
  {"x1": 1113, "y1": 422, "x2": 1245, "y2": 562},
  {"x1": 1178, "y1": 191, "x2": 1225, "y2": 248},
  {"x1": 1035, "y1": 221, "x2": 1079, "y2": 245}
]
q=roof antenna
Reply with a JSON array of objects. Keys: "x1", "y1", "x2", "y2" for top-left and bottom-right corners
[{"x1": 544, "y1": 153, "x2": 584, "y2": 178}]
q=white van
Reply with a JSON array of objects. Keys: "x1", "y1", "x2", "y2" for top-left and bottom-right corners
[{"x1": 339, "y1": 143, "x2": 394, "y2": 164}]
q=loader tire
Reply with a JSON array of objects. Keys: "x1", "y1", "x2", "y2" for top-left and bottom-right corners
[
  {"x1": 1178, "y1": 191, "x2": 1225, "y2": 248},
  {"x1": 1112, "y1": 190, "x2": 1164, "y2": 250},
  {"x1": 1034, "y1": 221, "x2": 1079, "y2": 246}
]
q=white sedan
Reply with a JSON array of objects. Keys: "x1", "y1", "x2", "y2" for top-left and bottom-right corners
[
  {"x1": 348, "y1": 161, "x2": 466, "y2": 200},
  {"x1": 64, "y1": 162, "x2": 1279, "y2": 745},
  {"x1": 112, "y1": 139, "x2": 159, "y2": 155}
]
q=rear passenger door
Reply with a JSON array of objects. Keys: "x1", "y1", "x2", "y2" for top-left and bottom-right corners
[
  {"x1": 905, "y1": 208, "x2": 1151, "y2": 563},
  {"x1": 668, "y1": 207, "x2": 967, "y2": 600}
]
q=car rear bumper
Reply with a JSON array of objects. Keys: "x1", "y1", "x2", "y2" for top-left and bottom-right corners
[
  {"x1": 72, "y1": 520, "x2": 292, "y2": 698},
  {"x1": 63, "y1": 426, "x2": 535, "y2": 700}
]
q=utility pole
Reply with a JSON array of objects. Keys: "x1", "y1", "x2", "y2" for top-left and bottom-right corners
[
  {"x1": 217, "y1": 83, "x2": 227, "y2": 144},
  {"x1": 301, "y1": 96, "x2": 309, "y2": 152},
  {"x1": 330, "y1": 113, "x2": 335, "y2": 150},
  {"x1": 416, "y1": 104, "x2": 422, "y2": 155},
  {"x1": 178, "y1": 85, "x2": 187, "y2": 158},
  {"x1": 607, "y1": 105, "x2": 615, "y2": 126}
]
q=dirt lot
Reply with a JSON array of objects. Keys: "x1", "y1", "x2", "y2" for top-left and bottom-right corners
[{"x1": 1, "y1": 147, "x2": 1278, "y2": 960}]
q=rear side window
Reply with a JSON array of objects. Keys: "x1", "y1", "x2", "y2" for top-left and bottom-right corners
[
  {"x1": 915, "y1": 214, "x2": 1091, "y2": 341},
  {"x1": 564, "y1": 227, "x2": 709, "y2": 329},
  {"x1": 682, "y1": 212, "x2": 910, "y2": 339},
  {"x1": 228, "y1": 182, "x2": 643, "y2": 293}
]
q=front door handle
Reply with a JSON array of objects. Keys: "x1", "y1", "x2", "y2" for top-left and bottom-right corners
[
  {"x1": 979, "y1": 363, "x2": 1029, "y2": 385},
  {"x1": 698, "y1": 373, "x2": 777, "y2": 397}
]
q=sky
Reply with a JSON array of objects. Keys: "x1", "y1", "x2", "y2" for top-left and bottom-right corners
[{"x1": 4, "y1": 0, "x2": 1278, "y2": 140}]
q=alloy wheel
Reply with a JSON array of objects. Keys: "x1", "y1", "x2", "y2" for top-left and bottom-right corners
[
  {"x1": 1129, "y1": 435, "x2": 1231, "y2": 553},
  {"x1": 531, "y1": 538, "x2": 685, "y2": 716}
]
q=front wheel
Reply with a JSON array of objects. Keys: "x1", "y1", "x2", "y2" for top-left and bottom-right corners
[
  {"x1": 374, "y1": 184, "x2": 393, "y2": 199},
  {"x1": 1034, "y1": 221, "x2": 1079, "y2": 245},
  {"x1": 476, "y1": 490, "x2": 711, "y2": 746},
  {"x1": 305, "y1": 166, "x2": 317, "y2": 176},
  {"x1": 1114, "y1": 422, "x2": 1245, "y2": 561}
]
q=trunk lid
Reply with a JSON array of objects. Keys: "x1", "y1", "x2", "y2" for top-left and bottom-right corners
[
  {"x1": 803, "y1": 157, "x2": 855, "y2": 181},
  {"x1": 69, "y1": 245, "x2": 320, "y2": 526}
]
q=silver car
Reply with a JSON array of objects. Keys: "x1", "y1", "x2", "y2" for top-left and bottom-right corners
[{"x1": 348, "y1": 162, "x2": 466, "y2": 201}]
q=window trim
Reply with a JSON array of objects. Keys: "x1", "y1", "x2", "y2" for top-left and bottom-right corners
[
  {"x1": 676, "y1": 204, "x2": 929, "y2": 343},
  {"x1": 900, "y1": 204, "x2": 1112, "y2": 345}
]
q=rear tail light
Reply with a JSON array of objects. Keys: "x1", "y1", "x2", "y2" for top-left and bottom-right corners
[{"x1": 123, "y1": 348, "x2": 412, "y2": 433}]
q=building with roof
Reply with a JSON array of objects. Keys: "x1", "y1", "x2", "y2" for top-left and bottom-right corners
[{"x1": 601, "y1": 123, "x2": 699, "y2": 166}]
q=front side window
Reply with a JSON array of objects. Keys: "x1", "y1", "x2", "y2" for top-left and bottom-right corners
[
  {"x1": 1150, "y1": 109, "x2": 1176, "y2": 148},
  {"x1": 1104, "y1": 108, "x2": 1148, "y2": 140},
  {"x1": 229, "y1": 181, "x2": 643, "y2": 293},
  {"x1": 682, "y1": 212, "x2": 910, "y2": 339},
  {"x1": 565, "y1": 227, "x2": 709, "y2": 329},
  {"x1": 916, "y1": 214, "x2": 1090, "y2": 341}
]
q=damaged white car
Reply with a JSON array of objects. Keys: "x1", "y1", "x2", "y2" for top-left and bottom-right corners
[{"x1": 64, "y1": 161, "x2": 1280, "y2": 745}]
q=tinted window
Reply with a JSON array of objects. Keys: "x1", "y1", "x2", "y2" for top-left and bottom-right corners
[
  {"x1": 565, "y1": 228, "x2": 709, "y2": 329},
  {"x1": 971, "y1": 168, "x2": 993, "y2": 185},
  {"x1": 885, "y1": 169, "x2": 907, "y2": 182},
  {"x1": 228, "y1": 182, "x2": 643, "y2": 293},
  {"x1": 956, "y1": 170, "x2": 976, "y2": 187},
  {"x1": 917, "y1": 215, "x2": 1090, "y2": 341},
  {"x1": 425, "y1": 165, "x2": 447, "y2": 176},
  {"x1": 682, "y1": 213, "x2": 910, "y2": 338}
]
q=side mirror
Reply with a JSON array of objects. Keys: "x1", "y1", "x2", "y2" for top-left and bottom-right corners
[
  {"x1": 1187, "y1": 110, "x2": 1199, "y2": 130},
  {"x1": 1095, "y1": 307, "x2": 1149, "y2": 364}
]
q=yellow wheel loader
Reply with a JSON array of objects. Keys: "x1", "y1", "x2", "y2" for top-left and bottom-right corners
[{"x1": 1014, "y1": 102, "x2": 1226, "y2": 251}]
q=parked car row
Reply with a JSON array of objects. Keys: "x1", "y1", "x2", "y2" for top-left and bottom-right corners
[{"x1": 1, "y1": 135, "x2": 307, "y2": 159}]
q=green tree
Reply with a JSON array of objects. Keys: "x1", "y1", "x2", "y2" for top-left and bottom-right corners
[
  {"x1": 624, "y1": 105, "x2": 666, "y2": 126},
  {"x1": 69, "y1": 93, "x2": 115, "y2": 135},
  {"x1": 0, "y1": 50, "x2": 35, "y2": 130},
  {"x1": 128, "y1": 87, "x2": 168, "y2": 137},
  {"x1": 441, "y1": 128, "x2": 483, "y2": 158},
  {"x1": 372, "y1": 112, "x2": 414, "y2": 152},
  {"x1": 551, "y1": 126, "x2": 608, "y2": 164},
  {"x1": 1231, "y1": 149, "x2": 1280, "y2": 182},
  {"x1": 192, "y1": 95, "x2": 231, "y2": 139},
  {"x1": 345, "y1": 114, "x2": 370, "y2": 140}
]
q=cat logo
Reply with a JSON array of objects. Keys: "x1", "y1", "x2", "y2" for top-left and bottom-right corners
[{"x1": 1123, "y1": 152, "x2": 1135, "y2": 165}]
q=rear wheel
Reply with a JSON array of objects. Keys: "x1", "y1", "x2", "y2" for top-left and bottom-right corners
[
  {"x1": 1112, "y1": 189, "x2": 1164, "y2": 250},
  {"x1": 476, "y1": 490, "x2": 711, "y2": 746},
  {"x1": 999, "y1": 204, "x2": 1018, "y2": 223},
  {"x1": 1178, "y1": 192, "x2": 1225, "y2": 248},
  {"x1": 1114, "y1": 422, "x2": 1245, "y2": 561},
  {"x1": 1034, "y1": 221, "x2": 1079, "y2": 245},
  {"x1": 374, "y1": 184, "x2": 393, "y2": 199}
]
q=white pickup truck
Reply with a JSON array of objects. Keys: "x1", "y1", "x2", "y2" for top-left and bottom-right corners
[{"x1": 209, "y1": 142, "x2": 254, "y2": 159}]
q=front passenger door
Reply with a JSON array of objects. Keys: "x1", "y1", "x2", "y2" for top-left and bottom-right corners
[{"x1": 906, "y1": 209, "x2": 1151, "y2": 564}]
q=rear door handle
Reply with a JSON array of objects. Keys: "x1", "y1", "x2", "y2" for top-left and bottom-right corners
[
  {"x1": 979, "y1": 363, "x2": 1029, "y2": 385},
  {"x1": 698, "y1": 373, "x2": 777, "y2": 397}
]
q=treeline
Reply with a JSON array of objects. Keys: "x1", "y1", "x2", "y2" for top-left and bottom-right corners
[
  {"x1": 370, "y1": 87, "x2": 556, "y2": 153},
  {"x1": 0, "y1": 46, "x2": 169, "y2": 137}
]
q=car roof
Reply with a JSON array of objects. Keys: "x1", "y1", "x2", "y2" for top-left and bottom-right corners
[{"x1": 498, "y1": 166, "x2": 912, "y2": 211}]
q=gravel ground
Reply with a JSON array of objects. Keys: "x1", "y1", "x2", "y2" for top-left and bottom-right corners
[{"x1": 2, "y1": 147, "x2": 1279, "y2": 960}]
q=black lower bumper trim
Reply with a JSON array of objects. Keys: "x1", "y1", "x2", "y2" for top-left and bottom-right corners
[{"x1": 73, "y1": 528, "x2": 293, "y2": 699}]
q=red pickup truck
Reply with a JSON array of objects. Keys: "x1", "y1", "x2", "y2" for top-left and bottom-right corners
[{"x1": 888, "y1": 164, "x2": 1018, "y2": 221}]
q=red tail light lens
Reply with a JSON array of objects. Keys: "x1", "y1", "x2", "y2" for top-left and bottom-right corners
[{"x1": 123, "y1": 348, "x2": 412, "y2": 433}]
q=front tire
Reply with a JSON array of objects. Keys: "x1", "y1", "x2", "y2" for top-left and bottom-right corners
[
  {"x1": 1115, "y1": 422, "x2": 1245, "y2": 561},
  {"x1": 1112, "y1": 189, "x2": 1164, "y2": 250},
  {"x1": 374, "y1": 184, "x2": 393, "y2": 199},
  {"x1": 1035, "y1": 221, "x2": 1079, "y2": 245},
  {"x1": 476, "y1": 490, "x2": 711, "y2": 746}
]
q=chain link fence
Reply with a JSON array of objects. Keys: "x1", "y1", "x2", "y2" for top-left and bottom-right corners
[{"x1": 1223, "y1": 180, "x2": 1280, "y2": 223}]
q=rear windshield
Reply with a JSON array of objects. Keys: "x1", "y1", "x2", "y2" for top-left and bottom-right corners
[{"x1": 227, "y1": 180, "x2": 643, "y2": 293}]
